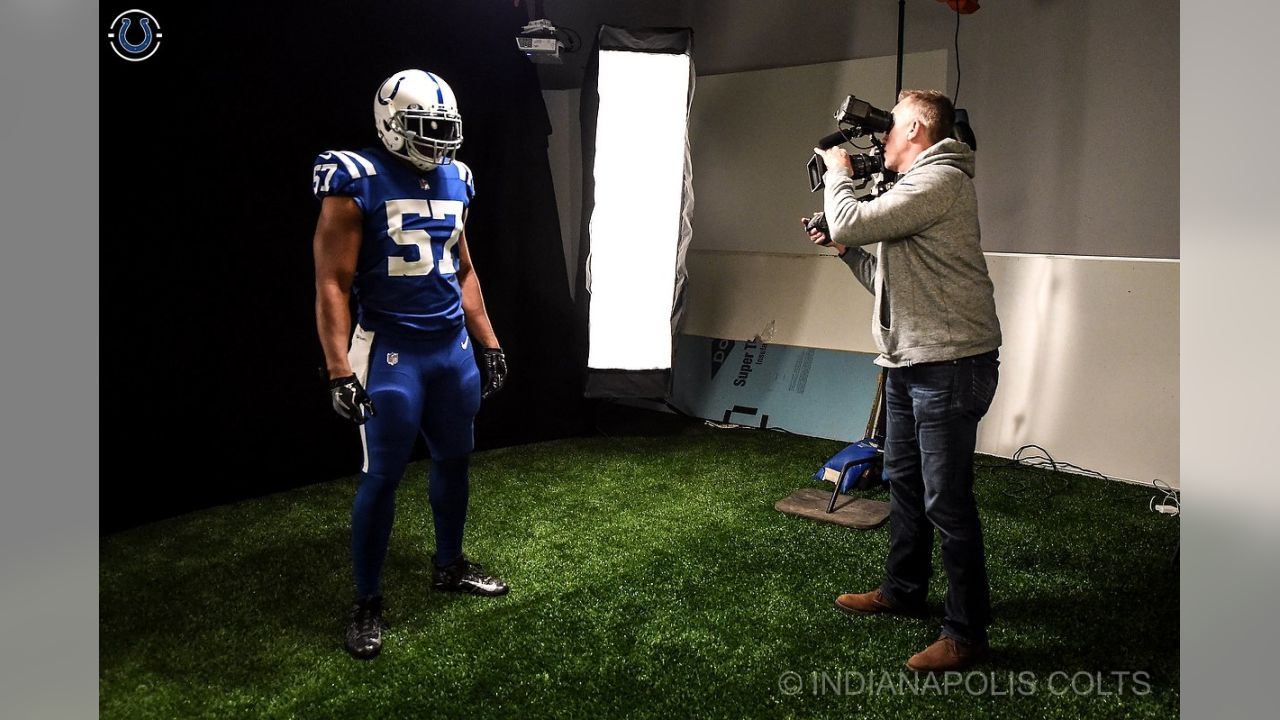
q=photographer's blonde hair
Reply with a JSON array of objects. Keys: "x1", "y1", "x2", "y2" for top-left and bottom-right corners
[{"x1": 897, "y1": 90, "x2": 955, "y2": 144}]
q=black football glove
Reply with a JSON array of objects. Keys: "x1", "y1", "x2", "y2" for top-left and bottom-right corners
[
  {"x1": 329, "y1": 374, "x2": 375, "y2": 425},
  {"x1": 481, "y1": 348, "x2": 508, "y2": 399}
]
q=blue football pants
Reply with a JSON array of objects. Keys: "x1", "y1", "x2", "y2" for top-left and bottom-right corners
[{"x1": 347, "y1": 323, "x2": 481, "y2": 598}]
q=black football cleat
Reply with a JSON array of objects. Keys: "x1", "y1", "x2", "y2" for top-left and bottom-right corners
[
  {"x1": 345, "y1": 595, "x2": 384, "y2": 660},
  {"x1": 432, "y1": 556, "x2": 510, "y2": 597}
]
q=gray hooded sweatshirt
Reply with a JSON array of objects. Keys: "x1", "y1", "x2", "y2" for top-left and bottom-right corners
[{"x1": 823, "y1": 138, "x2": 1001, "y2": 367}]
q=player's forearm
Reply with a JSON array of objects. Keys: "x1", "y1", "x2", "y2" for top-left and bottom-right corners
[
  {"x1": 316, "y1": 282, "x2": 354, "y2": 378},
  {"x1": 459, "y1": 272, "x2": 500, "y2": 349}
]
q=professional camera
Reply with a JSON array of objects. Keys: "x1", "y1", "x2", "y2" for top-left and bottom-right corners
[
  {"x1": 805, "y1": 95, "x2": 978, "y2": 239},
  {"x1": 834, "y1": 95, "x2": 894, "y2": 134},
  {"x1": 805, "y1": 95, "x2": 896, "y2": 239},
  {"x1": 807, "y1": 95, "x2": 894, "y2": 193}
]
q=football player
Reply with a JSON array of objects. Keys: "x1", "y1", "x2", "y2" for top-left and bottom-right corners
[{"x1": 312, "y1": 69, "x2": 510, "y2": 660}]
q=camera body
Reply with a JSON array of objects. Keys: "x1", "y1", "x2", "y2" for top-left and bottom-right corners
[
  {"x1": 808, "y1": 95, "x2": 893, "y2": 193},
  {"x1": 807, "y1": 152, "x2": 885, "y2": 192}
]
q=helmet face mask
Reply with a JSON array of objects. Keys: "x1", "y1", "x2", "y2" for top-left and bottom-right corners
[
  {"x1": 374, "y1": 70, "x2": 464, "y2": 171},
  {"x1": 392, "y1": 107, "x2": 462, "y2": 169}
]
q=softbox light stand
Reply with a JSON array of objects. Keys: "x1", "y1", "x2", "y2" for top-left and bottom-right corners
[{"x1": 575, "y1": 25, "x2": 695, "y2": 399}]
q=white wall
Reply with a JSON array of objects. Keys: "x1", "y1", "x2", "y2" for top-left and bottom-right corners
[
  {"x1": 979, "y1": 253, "x2": 1178, "y2": 486},
  {"x1": 689, "y1": 50, "x2": 947, "y2": 253},
  {"x1": 687, "y1": 0, "x2": 1179, "y2": 260},
  {"x1": 680, "y1": 249, "x2": 1180, "y2": 486},
  {"x1": 540, "y1": 0, "x2": 1178, "y2": 258}
]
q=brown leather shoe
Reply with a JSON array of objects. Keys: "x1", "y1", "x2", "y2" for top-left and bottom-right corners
[
  {"x1": 906, "y1": 635, "x2": 989, "y2": 672},
  {"x1": 834, "y1": 590, "x2": 924, "y2": 618}
]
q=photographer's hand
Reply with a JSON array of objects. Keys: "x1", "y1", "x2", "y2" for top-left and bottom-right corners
[
  {"x1": 800, "y1": 217, "x2": 848, "y2": 257},
  {"x1": 813, "y1": 146, "x2": 854, "y2": 176}
]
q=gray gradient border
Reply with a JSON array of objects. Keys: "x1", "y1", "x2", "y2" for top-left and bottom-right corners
[
  {"x1": 0, "y1": 1, "x2": 100, "y2": 717},
  {"x1": 1, "y1": 1, "x2": 1273, "y2": 716},
  {"x1": 1182, "y1": 1, "x2": 1279, "y2": 718}
]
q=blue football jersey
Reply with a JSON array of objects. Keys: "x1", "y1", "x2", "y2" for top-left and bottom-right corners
[{"x1": 312, "y1": 147, "x2": 476, "y2": 335}]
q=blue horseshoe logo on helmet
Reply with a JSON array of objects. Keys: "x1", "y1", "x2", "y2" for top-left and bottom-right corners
[
  {"x1": 118, "y1": 17, "x2": 154, "y2": 55},
  {"x1": 377, "y1": 76, "x2": 406, "y2": 106}
]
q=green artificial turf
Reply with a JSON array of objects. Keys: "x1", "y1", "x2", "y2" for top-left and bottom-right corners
[{"x1": 101, "y1": 415, "x2": 1179, "y2": 719}]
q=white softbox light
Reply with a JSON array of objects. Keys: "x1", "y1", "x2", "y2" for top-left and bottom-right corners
[{"x1": 577, "y1": 26, "x2": 694, "y2": 398}]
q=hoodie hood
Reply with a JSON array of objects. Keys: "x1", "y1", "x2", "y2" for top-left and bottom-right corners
[{"x1": 909, "y1": 138, "x2": 975, "y2": 178}]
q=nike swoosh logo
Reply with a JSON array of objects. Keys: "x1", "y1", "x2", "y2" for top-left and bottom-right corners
[{"x1": 461, "y1": 337, "x2": 469, "y2": 350}]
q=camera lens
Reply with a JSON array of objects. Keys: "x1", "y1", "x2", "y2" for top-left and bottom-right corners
[{"x1": 850, "y1": 153, "x2": 883, "y2": 179}]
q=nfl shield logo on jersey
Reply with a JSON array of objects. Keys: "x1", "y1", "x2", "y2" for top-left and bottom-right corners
[
  {"x1": 420, "y1": 178, "x2": 431, "y2": 190},
  {"x1": 386, "y1": 352, "x2": 399, "y2": 366}
]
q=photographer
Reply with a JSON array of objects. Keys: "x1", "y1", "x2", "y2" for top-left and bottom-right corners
[{"x1": 804, "y1": 90, "x2": 1002, "y2": 672}]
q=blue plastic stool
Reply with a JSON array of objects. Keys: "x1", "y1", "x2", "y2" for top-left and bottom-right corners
[{"x1": 814, "y1": 439, "x2": 882, "y2": 513}]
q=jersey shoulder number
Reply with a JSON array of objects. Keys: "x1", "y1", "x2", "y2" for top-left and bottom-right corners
[{"x1": 311, "y1": 149, "x2": 380, "y2": 200}]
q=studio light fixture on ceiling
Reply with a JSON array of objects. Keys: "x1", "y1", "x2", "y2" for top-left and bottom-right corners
[{"x1": 576, "y1": 25, "x2": 695, "y2": 398}]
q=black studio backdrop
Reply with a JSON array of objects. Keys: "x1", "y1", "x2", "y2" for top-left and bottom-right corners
[{"x1": 101, "y1": 1, "x2": 584, "y2": 532}]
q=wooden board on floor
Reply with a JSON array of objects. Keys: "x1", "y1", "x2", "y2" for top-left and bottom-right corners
[{"x1": 775, "y1": 487, "x2": 890, "y2": 529}]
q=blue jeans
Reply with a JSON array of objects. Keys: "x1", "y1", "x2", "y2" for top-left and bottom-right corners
[{"x1": 878, "y1": 349, "x2": 999, "y2": 645}]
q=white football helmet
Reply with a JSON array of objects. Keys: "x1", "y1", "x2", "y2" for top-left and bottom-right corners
[{"x1": 373, "y1": 70, "x2": 463, "y2": 171}]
